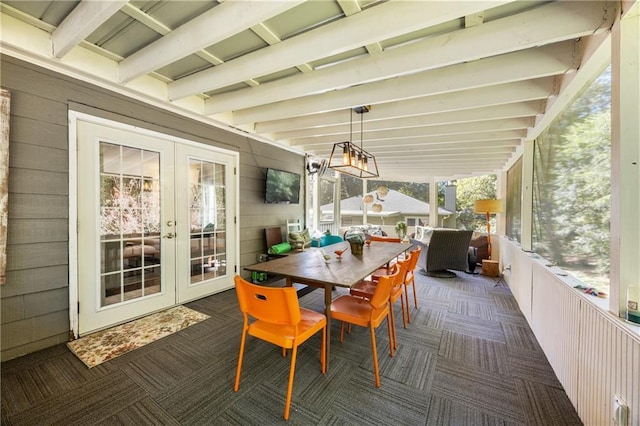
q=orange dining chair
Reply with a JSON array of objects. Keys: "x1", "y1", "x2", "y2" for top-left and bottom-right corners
[
  {"x1": 350, "y1": 255, "x2": 411, "y2": 350},
  {"x1": 368, "y1": 235, "x2": 403, "y2": 280},
  {"x1": 330, "y1": 267, "x2": 399, "y2": 387},
  {"x1": 403, "y1": 245, "x2": 422, "y2": 323},
  {"x1": 233, "y1": 275, "x2": 326, "y2": 421}
]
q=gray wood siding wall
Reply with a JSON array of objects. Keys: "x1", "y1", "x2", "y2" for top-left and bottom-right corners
[{"x1": 1, "y1": 56, "x2": 305, "y2": 361}]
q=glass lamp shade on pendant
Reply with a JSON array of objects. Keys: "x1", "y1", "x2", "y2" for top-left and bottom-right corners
[{"x1": 328, "y1": 141, "x2": 379, "y2": 178}]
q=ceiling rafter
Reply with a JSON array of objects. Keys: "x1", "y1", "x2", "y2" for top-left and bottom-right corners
[
  {"x1": 52, "y1": 0, "x2": 127, "y2": 58},
  {"x1": 271, "y1": 102, "x2": 542, "y2": 140},
  {"x1": 205, "y1": 0, "x2": 611, "y2": 115},
  {"x1": 255, "y1": 78, "x2": 555, "y2": 133},
  {"x1": 288, "y1": 117, "x2": 534, "y2": 147},
  {"x1": 234, "y1": 41, "x2": 578, "y2": 125},
  {"x1": 168, "y1": 0, "x2": 511, "y2": 100},
  {"x1": 304, "y1": 131, "x2": 526, "y2": 153},
  {"x1": 0, "y1": 0, "x2": 616, "y2": 181},
  {"x1": 119, "y1": 0, "x2": 303, "y2": 83}
]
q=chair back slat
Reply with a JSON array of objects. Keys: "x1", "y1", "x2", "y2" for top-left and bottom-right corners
[
  {"x1": 407, "y1": 246, "x2": 421, "y2": 272},
  {"x1": 234, "y1": 276, "x2": 301, "y2": 326},
  {"x1": 370, "y1": 267, "x2": 399, "y2": 309},
  {"x1": 396, "y1": 254, "x2": 411, "y2": 285}
]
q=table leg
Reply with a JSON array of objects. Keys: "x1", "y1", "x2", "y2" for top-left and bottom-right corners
[{"x1": 324, "y1": 285, "x2": 332, "y2": 366}]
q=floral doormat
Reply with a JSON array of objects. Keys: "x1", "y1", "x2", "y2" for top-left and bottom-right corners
[{"x1": 68, "y1": 306, "x2": 210, "y2": 368}]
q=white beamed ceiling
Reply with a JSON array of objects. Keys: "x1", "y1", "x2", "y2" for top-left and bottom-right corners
[{"x1": 0, "y1": 0, "x2": 617, "y2": 181}]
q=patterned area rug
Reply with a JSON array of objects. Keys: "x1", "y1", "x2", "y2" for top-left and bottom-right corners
[{"x1": 67, "y1": 306, "x2": 209, "y2": 368}]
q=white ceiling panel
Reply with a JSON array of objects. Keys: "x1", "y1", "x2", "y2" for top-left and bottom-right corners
[{"x1": 0, "y1": 0, "x2": 617, "y2": 181}]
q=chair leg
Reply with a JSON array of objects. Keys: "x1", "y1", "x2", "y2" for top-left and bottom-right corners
[
  {"x1": 339, "y1": 321, "x2": 345, "y2": 343},
  {"x1": 411, "y1": 280, "x2": 418, "y2": 309},
  {"x1": 388, "y1": 300, "x2": 397, "y2": 352},
  {"x1": 283, "y1": 345, "x2": 298, "y2": 420},
  {"x1": 400, "y1": 296, "x2": 407, "y2": 329},
  {"x1": 234, "y1": 329, "x2": 248, "y2": 392},
  {"x1": 386, "y1": 312, "x2": 394, "y2": 358},
  {"x1": 320, "y1": 325, "x2": 327, "y2": 374},
  {"x1": 403, "y1": 289, "x2": 412, "y2": 324},
  {"x1": 369, "y1": 323, "x2": 381, "y2": 387}
]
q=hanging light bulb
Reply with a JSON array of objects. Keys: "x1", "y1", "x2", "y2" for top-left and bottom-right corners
[{"x1": 328, "y1": 106, "x2": 378, "y2": 178}]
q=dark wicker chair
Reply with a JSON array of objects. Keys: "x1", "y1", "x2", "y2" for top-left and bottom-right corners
[{"x1": 422, "y1": 229, "x2": 473, "y2": 278}]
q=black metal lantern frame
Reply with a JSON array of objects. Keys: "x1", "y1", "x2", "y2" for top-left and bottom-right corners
[{"x1": 328, "y1": 106, "x2": 379, "y2": 178}]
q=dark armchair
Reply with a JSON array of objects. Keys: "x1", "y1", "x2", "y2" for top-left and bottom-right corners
[{"x1": 420, "y1": 229, "x2": 473, "y2": 278}]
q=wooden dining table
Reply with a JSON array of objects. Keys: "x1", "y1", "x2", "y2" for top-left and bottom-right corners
[{"x1": 244, "y1": 241, "x2": 411, "y2": 364}]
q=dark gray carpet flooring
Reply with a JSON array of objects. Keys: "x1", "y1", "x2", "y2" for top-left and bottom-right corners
[{"x1": 1, "y1": 272, "x2": 583, "y2": 425}]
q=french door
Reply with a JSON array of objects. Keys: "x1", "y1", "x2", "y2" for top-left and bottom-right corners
[{"x1": 76, "y1": 119, "x2": 236, "y2": 335}]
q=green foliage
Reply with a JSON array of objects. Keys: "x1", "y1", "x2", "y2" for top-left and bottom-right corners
[
  {"x1": 533, "y1": 65, "x2": 611, "y2": 285},
  {"x1": 395, "y1": 221, "x2": 407, "y2": 237},
  {"x1": 455, "y1": 175, "x2": 497, "y2": 231}
]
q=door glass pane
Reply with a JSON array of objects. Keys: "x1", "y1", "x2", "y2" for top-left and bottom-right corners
[
  {"x1": 99, "y1": 142, "x2": 162, "y2": 307},
  {"x1": 189, "y1": 158, "x2": 226, "y2": 284}
]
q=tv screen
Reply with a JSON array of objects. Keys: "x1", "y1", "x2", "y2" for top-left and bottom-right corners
[{"x1": 265, "y1": 168, "x2": 301, "y2": 204}]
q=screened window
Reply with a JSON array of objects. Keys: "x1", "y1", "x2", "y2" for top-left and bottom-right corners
[
  {"x1": 454, "y1": 175, "x2": 497, "y2": 231},
  {"x1": 319, "y1": 177, "x2": 335, "y2": 222},
  {"x1": 506, "y1": 158, "x2": 522, "y2": 243},
  {"x1": 340, "y1": 175, "x2": 363, "y2": 227},
  {"x1": 533, "y1": 65, "x2": 611, "y2": 292}
]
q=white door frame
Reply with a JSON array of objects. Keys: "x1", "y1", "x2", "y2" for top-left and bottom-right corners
[{"x1": 68, "y1": 111, "x2": 240, "y2": 338}]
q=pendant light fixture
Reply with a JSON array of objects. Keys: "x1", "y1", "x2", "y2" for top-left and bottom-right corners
[{"x1": 328, "y1": 106, "x2": 379, "y2": 178}]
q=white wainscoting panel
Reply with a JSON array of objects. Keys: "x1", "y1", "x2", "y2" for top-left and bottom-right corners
[
  {"x1": 500, "y1": 238, "x2": 533, "y2": 322},
  {"x1": 502, "y1": 238, "x2": 640, "y2": 425},
  {"x1": 578, "y1": 302, "x2": 640, "y2": 426}
]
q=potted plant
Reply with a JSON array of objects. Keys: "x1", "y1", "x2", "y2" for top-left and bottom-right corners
[
  {"x1": 395, "y1": 221, "x2": 408, "y2": 241},
  {"x1": 344, "y1": 229, "x2": 365, "y2": 254}
]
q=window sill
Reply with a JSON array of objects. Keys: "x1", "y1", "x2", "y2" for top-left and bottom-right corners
[{"x1": 529, "y1": 252, "x2": 640, "y2": 340}]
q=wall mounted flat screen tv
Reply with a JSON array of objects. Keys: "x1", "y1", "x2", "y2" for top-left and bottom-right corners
[{"x1": 265, "y1": 168, "x2": 301, "y2": 204}]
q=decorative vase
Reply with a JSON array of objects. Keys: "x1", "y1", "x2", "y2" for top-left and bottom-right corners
[
  {"x1": 349, "y1": 241, "x2": 364, "y2": 255},
  {"x1": 345, "y1": 229, "x2": 365, "y2": 255}
]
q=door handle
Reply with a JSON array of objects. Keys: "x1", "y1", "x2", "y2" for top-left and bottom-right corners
[{"x1": 163, "y1": 233, "x2": 176, "y2": 239}]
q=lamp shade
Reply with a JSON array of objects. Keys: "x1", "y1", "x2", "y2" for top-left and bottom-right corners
[{"x1": 474, "y1": 199, "x2": 504, "y2": 214}]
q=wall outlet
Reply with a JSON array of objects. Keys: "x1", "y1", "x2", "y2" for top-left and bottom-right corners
[{"x1": 613, "y1": 395, "x2": 628, "y2": 426}]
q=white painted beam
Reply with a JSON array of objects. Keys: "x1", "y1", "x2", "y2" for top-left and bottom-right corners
[
  {"x1": 301, "y1": 130, "x2": 525, "y2": 152},
  {"x1": 353, "y1": 142, "x2": 518, "y2": 155},
  {"x1": 234, "y1": 41, "x2": 578, "y2": 124},
  {"x1": 205, "y1": 0, "x2": 612, "y2": 114},
  {"x1": 379, "y1": 161, "x2": 507, "y2": 169},
  {"x1": 169, "y1": 1, "x2": 513, "y2": 100},
  {"x1": 377, "y1": 155, "x2": 507, "y2": 162},
  {"x1": 373, "y1": 149, "x2": 517, "y2": 160},
  {"x1": 289, "y1": 117, "x2": 533, "y2": 146},
  {"x1": 256, "y1": 78, "x2": 555, "y2": 133},
  {"x1": 272, "y1": 102, "x2": 542, "y2": 140},
  {"x1": 53, "y1": 0, "x2": 128, "y2": 58},
  {"x1": 119, "y1": 0, "x2": 303, "y2": 83},
  {"x1": 310, "y1": 142, "x2": 519, "y2": 157}
]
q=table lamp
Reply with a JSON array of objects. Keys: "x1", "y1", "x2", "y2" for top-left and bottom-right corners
[{"x1": 474, "y1": 199, "x2": 503, "y2": 259}]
